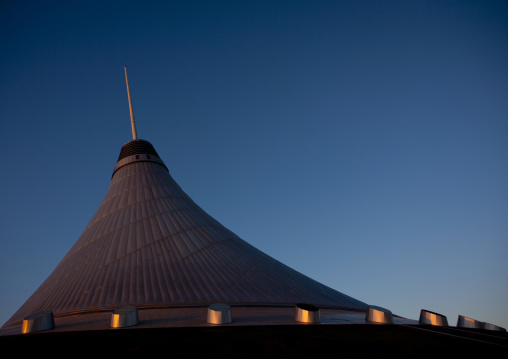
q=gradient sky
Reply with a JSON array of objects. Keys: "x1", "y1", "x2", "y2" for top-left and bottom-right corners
[{"x1": 1, "y1": 0, "x2": 507, "y2": 329}]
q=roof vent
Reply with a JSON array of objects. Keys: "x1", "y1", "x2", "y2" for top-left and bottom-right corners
[
  {"x1": 365, "y1": 305, "x2": 394, "y2": 324},
  {"x1": 111, "y1": 306, "x2": 139, "y2": 328},
  {"x1": 206, "y1": 303, "x2": 232, "y2": 324},
  {"x1": 294, "y1": 303, "x2": 321, "y2": 324},
  {"x1": 22, "y1": 311, "x2": 55, "y2": 334},
  {"x1": 117, "y1": 139, "x2": 160, "y2": 162},
  {"x1": 483, "y1": 322, "x2": 506, "y2": 331},
  {"x1": 457, "y1": 315, "x2": 482, "y2": 329},
  {"x1": 419, "y1": 309, "x2": 448, "y2": 326}
]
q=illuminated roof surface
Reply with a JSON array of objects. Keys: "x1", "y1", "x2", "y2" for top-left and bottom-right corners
[{"x1": 3, "y1": 139, "x2": 366, "y2": 328}]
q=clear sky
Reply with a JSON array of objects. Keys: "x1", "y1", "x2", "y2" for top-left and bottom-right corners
[{"x1": 1, "y1": 0, "x2": 507, "y2": 329}]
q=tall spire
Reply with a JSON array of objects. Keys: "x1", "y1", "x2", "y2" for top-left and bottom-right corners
[{"x1": 124, "y1": 65, "x2": 138, "y2": 140}]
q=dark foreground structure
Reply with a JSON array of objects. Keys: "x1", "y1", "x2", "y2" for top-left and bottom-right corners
[
  {"x1": 2, "y1": 69, "x2": 506, "y2": 356},
  {"x1": 1, "y1": 324, "x2": 507, "y2": 357}
]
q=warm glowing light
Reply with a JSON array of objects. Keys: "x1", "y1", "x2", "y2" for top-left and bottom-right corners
[{"x1": 207, "y1": 303, "x2": 232, "y2": 324}]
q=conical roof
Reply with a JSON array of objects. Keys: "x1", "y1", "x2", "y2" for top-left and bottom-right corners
[{"x1": 3, "y1": 139, "x2": 366, "y2": 327}]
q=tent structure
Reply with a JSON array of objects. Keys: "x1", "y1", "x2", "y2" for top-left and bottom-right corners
[
  {"x1": 2, "y1": 68, "x2": 367, "y2": 329},
  {"x1": 2, "y1": 69, "x2": 506, "y2": 357},
  {"x1": 3, "y1": 137, "x2": 367, "y2": 328}
]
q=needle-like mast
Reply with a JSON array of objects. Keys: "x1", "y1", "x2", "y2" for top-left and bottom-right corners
[{"x1": 124, "y1": 65, "x2": 138, "y2": 140}]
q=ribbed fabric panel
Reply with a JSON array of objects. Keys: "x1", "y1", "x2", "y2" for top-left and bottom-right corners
[{"x1": 3, "y1": 141, "x2": 367, "y2": 327}]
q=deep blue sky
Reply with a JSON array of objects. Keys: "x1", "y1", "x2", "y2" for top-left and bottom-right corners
[{"x1": 1, "y1": 0, "x2": 507, "y2": 329}]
